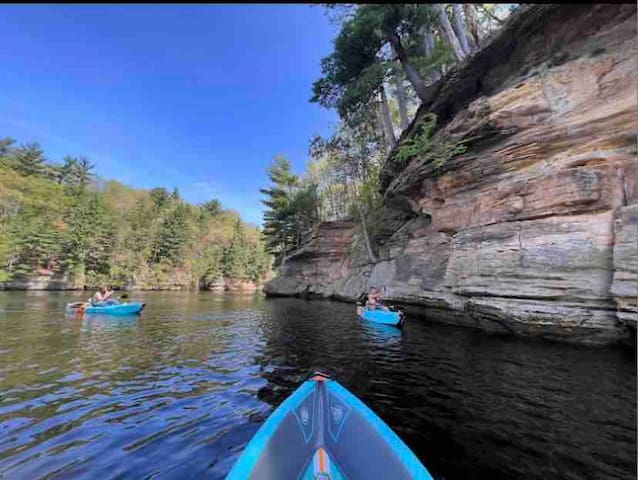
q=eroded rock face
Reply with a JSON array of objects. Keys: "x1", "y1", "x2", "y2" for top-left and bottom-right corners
[
  {"x1": 612, "y1": 205, "x2": 638, "y2": 325},
  {"x1": 265, "y1": 4, "x2": 637, "y2": 344},
  {"x1": 263, "y1": 221, "x2": 366, "y2": 299},
  {"x1": 203, "y1": 276, "x2": 262, "y2": 292},
  {"x1": 0, "y1": 273, "x2": 79, "y2": 290}
]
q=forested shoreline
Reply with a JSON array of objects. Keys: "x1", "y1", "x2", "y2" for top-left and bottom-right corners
[{"x1": 0, "y1": 138, "x2": 270, "y2": 290}]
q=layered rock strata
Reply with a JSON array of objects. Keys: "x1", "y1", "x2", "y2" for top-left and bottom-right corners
[{"x1": 265, "y1": 4, "x2": 637, "y2": 344}]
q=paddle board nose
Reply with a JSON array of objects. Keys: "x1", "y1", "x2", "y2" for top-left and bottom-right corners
[{"x1": 227, "y1": 373, "x2": 432, "y2": 479}]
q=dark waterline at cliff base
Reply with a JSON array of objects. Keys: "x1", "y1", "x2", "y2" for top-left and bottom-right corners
[{"x1": 0, "y1": 292, "x2": 635, "y2": 479}]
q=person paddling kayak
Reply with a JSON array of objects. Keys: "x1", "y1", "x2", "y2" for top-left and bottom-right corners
[
  {"x1": 366, "y1": 286, "x2": 389, "y2": 311},
  {"x1": 91, "y1": 285, "x2": 118, "y2": 307}
]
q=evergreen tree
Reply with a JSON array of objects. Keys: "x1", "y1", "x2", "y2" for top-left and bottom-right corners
[
  {"x1": 311, "y1": 4, "x2": 436, "y2": 115},
  {"x1": 11, "y1": 219, "x2": 63, "y2": 275},
  {"x1": 76, "y1": 157, "x2": 95, "y2": 188},
  {"x1": 260, "y1": 155, "x2": 323, "y2": 264},
  {"x1": 14, "y1": 143, "x2": 46, "y2": 176},
  {"x1": 288, "y1": 183, "x2": 321, "y2": 247},
  {"x1": 59, "y1": 156, "x2": 79, "y2": 185},
  {"x1": 202, "y1": 199, "x2": 222, "y2": 216},
  {"x1": 153, "y1": 203, "x2": 189, "y2": 265},
  {"x1": 221, "y1": 219, "x2": 249, "y2": 277},
  {"x1": 260, "y1": 155, "x2": 299, "y2": 261},
  {"x1": 150, "y1": 187, "x2": 171, "y2": 209},
  {"x1": 60, "y1": 191, "x2": 114, "y2": 280}
]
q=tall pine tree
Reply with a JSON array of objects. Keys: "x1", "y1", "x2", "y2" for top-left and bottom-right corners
[{"x1": 260, "y1": 155, "x2": 299, "y2": 262}]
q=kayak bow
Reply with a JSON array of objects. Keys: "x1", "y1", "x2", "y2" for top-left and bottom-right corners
[{"x1": 227, "y1": 372, "x2": 432, "y2": 479}]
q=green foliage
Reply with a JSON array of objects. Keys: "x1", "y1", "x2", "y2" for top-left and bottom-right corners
[
  {"x1": 411, "y1": 40, "x2": 453, "y2": 78},
  {"x1": 0, "y1": 137, "x2": 15, "y2": 159},
  {"x1": 54, "y1": 156, "x2": 96, "y2": 188},
  {"x1": 311, "y1": 4, "x2": 437, "y2": 118},
  {"x1": 337, "y1": 63, "x2": 386, "y2": 119},
  {"x1": 393, "y1": 113, "x2": 467, "y2": 170},
  {"x1": 260, "y1": 155, "x2": 321, "y2": 265},
  {"x1": 221, "y1": 219, "x2": 248, "y2": 277},
  {"x1": 11, "y1": 220, "x2": 64, "y2": 275},
  {"x1": 306, "y1": 115, "x2": 386, "y2": 223},
  {"x1": 59, "y1": 156, "x2": 78, "y2": 185},
  {"x1": 59, "y1": 191, "x2": 114, "y2": 277},
  {"x1": 14, "y1": 142, "x2": 46, "y2": 177},
  {"x1": 153, "y1": 203, "x2": 190, "y2": 265},
  {"x1": 150, "y1": 187, "x2": 171, "y2": 208},
  {"x1": 76, "y1": 157, "x2": 95, "y2": 187},
  {"x1": 0, "y1": 136, "x2": 271, "y2": 288},
  {"x1": 262, "y1": 113, "x2": 385, "y2": 263},
  {"x1": 202, "y1": 199, "x2": 222, "y2": 216}
]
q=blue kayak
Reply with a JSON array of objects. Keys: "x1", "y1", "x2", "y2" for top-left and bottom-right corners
[
  {"x1": 357, "y1": 306, "x2": 405, "y2": 327},
  {"x1": 66, "y1": 301, "x2": 145, "y2": 315},
  {"x1": 227, "y1": 372, "x2": 432, "y2": 479}
]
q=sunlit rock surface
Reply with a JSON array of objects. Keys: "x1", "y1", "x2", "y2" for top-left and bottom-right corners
[
  {"x1": 263, "y1": 221, "x2": 365, "y2": 299},
  {"x1": 265, "y1": 4, "x2": 637, "y2": 344}
]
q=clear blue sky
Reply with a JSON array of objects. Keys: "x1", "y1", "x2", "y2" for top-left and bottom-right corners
[{"x1": 0, "y1": 5, "x2": 338, "y2": 225}]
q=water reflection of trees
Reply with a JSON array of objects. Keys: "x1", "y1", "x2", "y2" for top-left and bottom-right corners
[{"x1": 76, "y1": 293, "x2": 265, "y2": 382}]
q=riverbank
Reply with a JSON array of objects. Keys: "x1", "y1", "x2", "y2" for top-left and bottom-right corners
[{"x1": 264, "y1": 4, "x2": 638, "y2": 345}]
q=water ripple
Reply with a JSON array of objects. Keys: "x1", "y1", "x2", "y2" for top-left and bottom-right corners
[{"x1": 0, "y1": 292, "x2": 635, "y2": 479}]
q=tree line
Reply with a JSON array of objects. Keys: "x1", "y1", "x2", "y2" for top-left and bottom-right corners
[
  {"x1": 0, "y1": 137, "x2": 270, "y2": 288},
  {"x1": 261, "y1": 4, "x2": 515, "y2": 265}
]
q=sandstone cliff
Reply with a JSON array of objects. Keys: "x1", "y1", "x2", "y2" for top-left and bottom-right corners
[{"x1": 265, "y1": 4, "x2": 637, "y2": 345}]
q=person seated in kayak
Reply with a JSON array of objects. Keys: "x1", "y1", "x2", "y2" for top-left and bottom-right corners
[
  {"x1": 91, "y1": 285, "x2": 118, "y2": 306},
  {"x1": 366, "y1": 287, "x2": 389, "y2": 311}
]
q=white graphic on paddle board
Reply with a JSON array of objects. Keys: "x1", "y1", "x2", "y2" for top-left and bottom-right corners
[{"x1": 330, "y1": 405, "x2": 343, "y2": 423}]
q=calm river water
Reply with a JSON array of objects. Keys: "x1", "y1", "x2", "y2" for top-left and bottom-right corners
[{"x1": 0, "y1": 291, "x2": 635, "y2": 479}]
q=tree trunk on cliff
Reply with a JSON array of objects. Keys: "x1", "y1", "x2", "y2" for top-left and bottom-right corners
[
  {"x1": 389, "y1": 44, "x2": 411, "y2": 130},
  {"x1": 357, "y1": 203, "x2": 377, "y2": 264},
  {"x1": 435, "y1": 4, "x2": 466, "y2": 62},
  {"x1": 378, "y1": 86, "x2": 396, "y2": 149},
  {"x1": 423, "y1": 29, "x2": 435, "y2": 56},
  {"x1": 422, "y1": 30, "x2": 442, "y2": 83},
  {"x1": 463, "y1": 4, "x2": 481, "y2": 51},
  {"x1": 451, "y1": 4, "x2": 472, "y2": 56},
  {"x1": 387, "y1": 32, "x2": 429, "y2": 102},
  {"x1": 393, "y1": 72, "x2": 410, "y2": 130}
]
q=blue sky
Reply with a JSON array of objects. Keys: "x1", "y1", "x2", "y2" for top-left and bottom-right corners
[{"x1": 0, "y1": 5, "x2": 338, "y2": 225}]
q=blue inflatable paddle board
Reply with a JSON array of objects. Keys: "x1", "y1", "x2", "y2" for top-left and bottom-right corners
[{"x1": 227, "y1": 372, "x2": 432, "y2": 479}]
